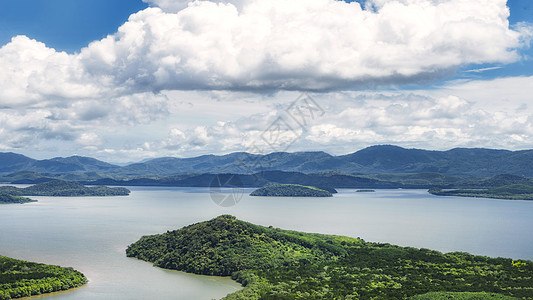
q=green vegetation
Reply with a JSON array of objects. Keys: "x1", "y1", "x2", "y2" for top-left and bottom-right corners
[
  {"x1": 127, "y1": 216, "x2": 533, "y2": 299},
  {"x1": 0, "y1": 255, "x2": 87, "y2": 300},
  {"x1": 429, "y1": 184, "x2": 533, "y2": 200},
  {"x1": 250, "y1": 184, "x2": 333, "y2": 197},
  {"x1": 0, "y1": 194, "x2": 36, "y2": 204},
  {"x1": 0, "y1": 180, "x2": 130, "y2": 197},
  {"x1": 410, "y1": 291, "x2": 518, "y2": 299}
]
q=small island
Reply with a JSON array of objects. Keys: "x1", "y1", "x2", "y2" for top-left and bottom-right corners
[
  {"x1": 0, "y1": 180, "x2": 130, "y2": 197},
  {"x1": 0, "y1": 255, "x2": 87, "y2": 299},
  {"x1": 126, "y1": 215, "x2": 532, "y2": 300},
  {"x1": 429, "y1": 184, "x2": 533, "y2": 200},
  {"x1": 356, "y1": 189, "x2": 375, "y2": 192},
  {"x1": 0, "y1": 194, "x2": 36, "y2": 204},
  {"x1": 250, "y1": 184, "x2": 333, "y2": 197}
]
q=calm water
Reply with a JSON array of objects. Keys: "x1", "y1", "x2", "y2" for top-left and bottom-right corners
[{"x1": 1, "y1": 187, "x2": 532, "y2": 299}]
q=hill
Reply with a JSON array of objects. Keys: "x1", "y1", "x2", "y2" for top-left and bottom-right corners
[
  {"x1": 0, "y1": 154, "x2": 119, "y2": 175},
  {"x1": 0, "y1": 153, "x2": 35, "y2": 174},
  {"x1": 0, "y1": 255, "x2": 87, "y2": 299},
  {"x1": 0, "y1": 180, "x2": 130, "y2": 196},
  {"x1": 0, "y1": 194, "x2": 36, "y2": 204},
  {"x1": 127, "y1": 216, "x2": 532, "y2": 299},
  {"x1": 430, "y1": 184, "x2": 533, "y2": 200},
  {"x1": 250, "y1": 184, "x2": 333, "y2": 197}
]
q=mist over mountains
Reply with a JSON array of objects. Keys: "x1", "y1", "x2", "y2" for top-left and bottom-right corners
[{"x1": 1, "y1": 145, "x2": 533, "y2": 178}]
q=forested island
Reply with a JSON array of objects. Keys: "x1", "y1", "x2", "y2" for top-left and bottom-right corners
[
  {"x1": 126, "y1": 215, "x2": 532, "y2": 299},
  {"x1": 250, "y1": 184, "x2": 333, "y2": 197},
  {"x1": 0, "y1": 180, "x2": 130, "y2": 197},
  {"x1": 0, "y1": 194, "x2": 36, "y2": 204},
  {"x1": 0, "y1": 255, "x2": 87, "y2": 299},
  {"x1": 429, "y1": 184, "x2": 533, "y2": 200}
]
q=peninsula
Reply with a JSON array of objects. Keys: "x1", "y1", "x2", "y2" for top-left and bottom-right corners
[
  {"x1": 126, "y1": 215, "x2": 532, "y2": 299},
  {"x1": 0, "y1": 194, "x2": 36, "y2": 204},
  {"x1": 0, "y1": 255, "x2": 87, "y2": 299}
]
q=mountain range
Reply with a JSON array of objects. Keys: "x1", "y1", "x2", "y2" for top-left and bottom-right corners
[{"x1": 1, "y1": 145, "x2": 533, "y2": 178}]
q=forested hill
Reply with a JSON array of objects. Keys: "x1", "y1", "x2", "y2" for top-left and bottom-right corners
[
  {"x1": 250, "y1": 184, "x2": 333, "y2": 197},
  {"x1": 0, "y1": 180, "x2": 130, "y2": 196},
  {"x1": 2, "y1": 145, "x2": 533, "y2": 177},
  {"x1": 126, "y1": 215, "x2": 351, "y2": 276},
  {"x1": 0, "y1": 255, "x2": 87, "y2": 299},
  {"x1": 0, "y1": 194, "x2": 36, "y2": 204},
  {"x1": 126, "y1": 216, "x2": 533, "y2": 299}
]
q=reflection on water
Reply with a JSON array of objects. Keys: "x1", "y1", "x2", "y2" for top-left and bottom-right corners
[{"x1": 1, "y1": 187, "x2": 532, "y2": 299}]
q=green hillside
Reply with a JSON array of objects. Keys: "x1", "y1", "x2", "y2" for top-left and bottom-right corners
[
  {"x1": 0, "y1": 194, "x2": 36, "y2": 204},
  {"x1": 410, "y1": 292, "x2": 518, "y2": 299},
  {"x1": 127, "y1": 216, "x2": 533, "y2": 299},
  {"x1": 0, "y1": 255, "x2": 87, "y2": 299}
]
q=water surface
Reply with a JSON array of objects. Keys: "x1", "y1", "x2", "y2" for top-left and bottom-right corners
[{"x1": 1, "y1": 187, "x2": 532, "y2": 299}]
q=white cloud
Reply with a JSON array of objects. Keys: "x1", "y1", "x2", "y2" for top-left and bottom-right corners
[
  {"x1": 0, "y1": 36, "x2": 101, "y2": 107},
  {"x1": 0, "y1": 0, "x2": 530, "y2": 103},
  {"x1": 127, "y1": 86, "x2": 533, "y2": 160},
  {"x1": 142, "y1": 0, "x2": 248, "y2": 13},
  {"x1": 95, "y1": 0, "x2": 526, "y2": 91},
  {"x1": 77, "y1": 133, "x2": 103, "y2": 149}
]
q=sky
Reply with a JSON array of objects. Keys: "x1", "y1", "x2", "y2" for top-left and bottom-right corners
[{"x1": 0, "y1": 0, "x2": 532, "y2": 163}]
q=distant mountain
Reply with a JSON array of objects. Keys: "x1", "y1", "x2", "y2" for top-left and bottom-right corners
[
  {"x1": 0, "y1": 154, "x2": 119, "y2": 175},
  {"x1": 115, "y1": 151, "x2": 350, "y2": 176},
  {"x1": 114, "y1": 145, "x2": 533, "y2": 177},
  {"x1": 2, "y1": 145, "x2": 533, "y2": 177},
  {"x1": 0, "y1": 152, "x2": 36, "y2": 173}
]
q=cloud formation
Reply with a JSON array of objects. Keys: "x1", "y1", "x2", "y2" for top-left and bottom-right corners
[
  {"x1": 133, "y1": 78, "x2": 533, "y2": 161},
  {"x1": 0, "y1": 0, "x2": 529, "y2": 104}
]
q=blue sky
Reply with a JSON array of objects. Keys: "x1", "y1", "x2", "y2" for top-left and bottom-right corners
[
  {"x1": 0, "y1": 0, "x2": 532, "y2": 162},
  {"x1": 0, "y1": 0, "x2": 148, "y2": 52}
]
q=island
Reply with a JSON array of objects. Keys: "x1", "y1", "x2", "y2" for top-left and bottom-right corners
[
  {"x1": 356, "y1": 189, "x2": 375, "y2": 192},
  {"x1": 0, "y1": 255, "x2": 87, "y2": 299},
  {"x1": 0, "y1": 180, "x2": 130, "y2": 197},
  {"x1": 0, "y1": 194, "x2": 36, "y2": 204},
  {"x1": 429, "y1": 184, "x2": 533, "y2": 200},
  {"x1": 249, "y1": 184, "x2": 333, "y2": 197},
  {"x1": 126, "y1": 215, "x2": 532, "y2": 299}
]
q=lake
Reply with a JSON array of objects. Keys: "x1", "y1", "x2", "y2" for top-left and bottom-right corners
[{"x1": 1, "y1": 187, "x2": 532, "y2": 299}]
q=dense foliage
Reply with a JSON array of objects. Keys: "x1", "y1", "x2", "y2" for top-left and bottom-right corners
[
  {"x1": 250, "y1": 184, "x2": 333, "y2": 197},
  {"x1": 410, "y1": 291, "x2": 519, "y2": 299},
  {"x1": 0, "y1": 194, "x2": 35, "y2": 204},
  {"x1": 0, "y1": 256, "x2": 87, "y2": 299},
  {"x1": 430, "y1": 184, "x2": 533, "y2": 200},
  {"x1": 127, "y1": 215, "x2": 352, "y2": 276},
  {"x1": 127, "y1": 216, "x2": 532, "y2": 299},
  {"x1": 0, "y1": 180, "x2": 130, "y2": 196}
]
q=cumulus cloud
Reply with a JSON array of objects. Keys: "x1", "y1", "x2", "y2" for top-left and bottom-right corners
[
  {"x1": 83, "y1": 0, "x2": 526, "y2": 91},
  {"x1": 142, "y1": 0, "x2": 248, "y2": 12},
  {"x1": 0, "y1": 36, "x2": 101, "y2": 107},
  {"x1": 0, "y1": 0, "x2": 530, "y2": 103},
  {"x1": 133, "y1": 88, "x2": 533, "y2": 159}
]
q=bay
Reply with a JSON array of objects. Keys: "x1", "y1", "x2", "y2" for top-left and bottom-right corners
[{"x1": 0, "y1": 187, "x2": 532, "y2": 299}]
